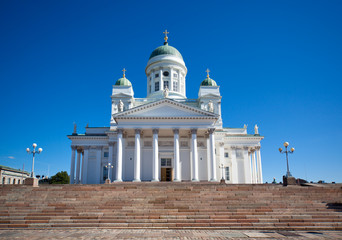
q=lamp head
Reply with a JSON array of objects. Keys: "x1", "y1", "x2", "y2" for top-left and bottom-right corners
[
  {"x1": 290, "y1": 147, "x2": 295, "y2": 152},
  {"x1": 278, "y1": 147, "x2": 283, "y2": 153},
  {"x1": 32, "y1": 143, "x2": 37, "y2": 148},
  {"x1": 283, "y1": 142, "x2": 289, "y2": 147},
  {"x1": 26, "y1": 148, "x2": 30, "y2": 153},
  {"x1": 38, "y1": 148, "x2": 43, "y2": 153}
]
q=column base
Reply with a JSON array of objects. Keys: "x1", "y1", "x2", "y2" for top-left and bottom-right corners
[
  {"x1": 220, "y1": 179, "x2": 226, "y2": 184},
  {"x1": 105, "y1": 179, "x2": 111, "y2": 184},
  {"x1": 133, "y1": 179, "x2": 141, "y2": 182},
  {"x1": 191, "y1": 179, "x2": 199, "y2": 182},
  {"x1": 113, "y1": 179, "x2": 123, "y2": 182},
  {"x1": 151, "y1": 179, "x2": 159, "y2": 182},
  {"x1": 24, "y1": 177, "x2": 39, "y2": 187},
  {"x1": 173, "y1": 179, "x2": 181, "y2": 182},
  {"x1": 210, "y1": 179, "x2": 218, "y2": 182}
]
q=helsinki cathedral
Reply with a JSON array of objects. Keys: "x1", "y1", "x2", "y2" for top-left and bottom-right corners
[{"x1": 68, "y1": 31, "x2": 264, "y2": 184}]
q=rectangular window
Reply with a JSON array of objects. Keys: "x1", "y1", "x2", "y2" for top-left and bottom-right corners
[
  {"x1": 155, "y1": 82, "x2": 159, "y2": 91},
  {"x1": 161, "y1": 158, "x2": 172, "y2": 167},
  {"x1": 155, "y1": 73, "x2": 159, "y2": 78},
  {"x1": 224, "y1": 152, "x2": 229, "y2": 158},
  {"x1": 173, "y1": 73, "x2": 178, "y2": 78},
  {"x1": 225, "y1": 167, "x2": 230, "y2": 181},
  {"x1": 103, "y1": 166, "x2": 108, "y2": 181},
  {"x1": 173, "y1": 81, "x2": 178, "y2": 91},
  {"x1": 149, "y1": 85, "x2": 151, "y2": 93},
  {"x1": 104, "y1": 152, "x2": 109, "y2": 158},
  {"x1": 164, "y1": 81, "x2": 169, "y2": 89}
]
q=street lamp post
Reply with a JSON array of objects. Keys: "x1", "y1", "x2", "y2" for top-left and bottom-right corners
[
  {"x1": 26, "y1": 143, "x2": 43, "y2": 178},
  {"x1": 105, "y1": 162, "x2": 114, "y2": 183},
  {"x1": 278, "y1": 142, "x2": 295, "y2": 177}
]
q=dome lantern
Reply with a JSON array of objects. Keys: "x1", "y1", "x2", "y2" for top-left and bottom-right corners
[
  {"x1": 114, "y1": 68, "x2": 132, "y2": 86},
  {"x1": 200, "y1": 69, "x2": 217, "y2": 86}
]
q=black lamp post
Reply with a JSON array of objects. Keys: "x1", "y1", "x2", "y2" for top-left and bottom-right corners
[{"x1": 278, "y1": 142, "x2": 295, "y2": 177}]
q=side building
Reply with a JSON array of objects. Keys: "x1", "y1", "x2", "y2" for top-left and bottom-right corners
[
  {"x1": 0, "y1": 165, "x2": 30, "y2": 185},
  {"x1": 68, "y1": 33, "x2": 264, "y2": 184}
]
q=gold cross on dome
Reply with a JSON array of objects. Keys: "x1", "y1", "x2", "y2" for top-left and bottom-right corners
[
  {"x1": 163, "y1": 29, "x2": 169, "y2": 42},
  {"x1": 122, "y1": 68, "x2": 126, "y2": 78},
  {"x1": 206, "y1": 68, "x2": 210, "y2": 78}
]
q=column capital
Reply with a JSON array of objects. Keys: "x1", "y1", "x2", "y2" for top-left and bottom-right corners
[
  {"x1": 191, "y1": 128, "x2": 197, "y2": 134},
  {"x1": 152, "y1": 128, "x2": 159, "y2": 134},
  {"x1": 135, "y1": 129, "x2": 141, "y2": 134},
  {"x1": 173, "y1": 128, "x2": 179, "y2": 134},
  {"x1": 95, "y1": 146, "x2": 103, "y2": 150},
  {"x1": 77, "y1": 148, "x2": 83, "y2": 153},
  {"x1": 255, "y1": 146, "x2": 261, "y2": 150},
  {"x1": 108, "y1": 141, "x2": 115, "y2": 146},
  {"x1": 117, "y1": 128, "x2": 124, "y2": 134},
  {"x1": 208, "y1": 128, "x2": 216, "y2": 134},
  {"x1": 219, "y1": 142, "x2": 225, "y2": 147},
  {"x1": 71, "y1": 146, "x2": 77, "y2": 150},
  {"x1": 83, "y1": 146, "x2": 90, "y2": 150},
  {"x1": 230, "y1": 146, "x2": 238, "y2": 150},
  {"x1": 248, "y1": 147, "x2": 255, "y2": 153},
  {"x1": 243, "y1": 146, "x2": 249, "y2": 151}
]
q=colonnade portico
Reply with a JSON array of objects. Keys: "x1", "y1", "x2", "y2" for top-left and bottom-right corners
[
  {"x1": 112, "y1": 127, "x2": 217, "y2": 183},
  {"x1": 249, "y1": 146, "x2": 263, "y2": 183}
]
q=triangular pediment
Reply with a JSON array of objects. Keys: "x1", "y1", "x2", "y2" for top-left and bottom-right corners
[{"x1": 113, "y1": 98, "x2": 218, "y2": 119}]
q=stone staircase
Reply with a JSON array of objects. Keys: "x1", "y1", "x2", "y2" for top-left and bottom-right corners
[{"x1": 0, "y1": 183, "x2": 341, "y2": 230}]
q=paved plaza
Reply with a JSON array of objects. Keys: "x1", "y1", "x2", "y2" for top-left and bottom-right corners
[{"x1": 0, "y1": 229, "x2": 341, "y2": 239}]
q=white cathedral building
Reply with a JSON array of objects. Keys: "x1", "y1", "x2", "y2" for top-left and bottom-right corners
[{"x1": 68, "y1": 32, "x2": 264, "y2": 184}]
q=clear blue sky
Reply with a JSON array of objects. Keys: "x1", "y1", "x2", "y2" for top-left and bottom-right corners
[{"x1": 1, "y1": 0, "x2": 341, "y2": 183}]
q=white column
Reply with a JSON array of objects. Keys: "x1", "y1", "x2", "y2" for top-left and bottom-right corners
[
  {"x1": 219, "y1": 142, "x2": 225, "y2": 180},
  {"x1": 231, "y1": 147, "x2": 238, "y2": 184},
  {"x1": 151, "y1": 70, "x2": 155, "y2": 94},
  {"x1": 209, "y1": 128, "x2": 217, "y2": 181},
  {"x1": 152, "y1": 128, "x2": 159, "y2": 181},
  {"x1": 81, "y1": 146, "x2": 89, "y2": 184},
  {"x1": 256, "y1": 146, "x2": 263, "y2": 184},
  {"x1": 191, "y1": 129, "x2": 199, "y2": 182},
  {"x1": 108, "y1": 141, "x2": 115, "y2": 180},
  {"x1": 170, "y1": 67, "x2": 174, "y2": 91},
  {"x1": 115, "y1": 129, "x2": 123, "y2": 182},
  {"x1": 95, "y1": 146, "x2": 102, "y2": 184},
  {"x1": 133, "y1": 129, "x2": 141, "y2": 182},
  {"x1": 251, "y1": 149, "x2": 257, "y2": 183},
  {"x1": 243, "y1": 147, "x2": 252, "y2": 183},
  {"x1": 173, "y1": 129, "x2": 181, "y2": 182},
  {"x1": 70, "y1": 146, "x2": 76, "y2": 184},
  {"x1": 206, "y1": 134, "x2": 211, "y2": 181},
  {"x1": 76, "y1": 149, "x2": 82, "y2": 184},
  {"x1": 160, "y1": 69, "x2": 163, "y2": 90}
]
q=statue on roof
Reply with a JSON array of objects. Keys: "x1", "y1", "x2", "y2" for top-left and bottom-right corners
[
  {"x1": 163, "y1": 87, "x2": 169, "y2": 98},
  {"x1": 118, "y1": 100, "x2": 124, "y2": 112},
  {"x1": 254, "y1": 124, "x2": 259, "y2": 135},
  {"x1": 208, "y1": 100, "x2": 214, "y2": 112},
  {"x1": 73, "y1": 123, "x2": 77, "y2": 134}
]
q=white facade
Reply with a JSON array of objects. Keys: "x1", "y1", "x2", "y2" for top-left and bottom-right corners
[
  {"x1": 0, "y1": 165, "x2": 30, "y2": 185},
  {"x1": 68, "y1": 35, "x2": 264, "y2": 184}
]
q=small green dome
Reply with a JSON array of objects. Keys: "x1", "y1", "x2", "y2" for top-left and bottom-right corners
[
  {"x1": 201, "y1": 77, "x2": 217, "y2": 86},
  {"x1": 115, "y1": 77, "x2": 132, "y2": 86},
  {"x1": 149, "y1": 43, "x2": 183, "y2": 60}
]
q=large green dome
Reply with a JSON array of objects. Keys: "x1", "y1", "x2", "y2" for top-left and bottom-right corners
[
  {"x1": 149, "y1": 43, "x2": 183, "y2": 60},
  {"x1": 115, "y1": 77, "x2": 132, "y2": 86},
  {"x1": 201, "y1": 77, "x2": 217, "y2": 87}
]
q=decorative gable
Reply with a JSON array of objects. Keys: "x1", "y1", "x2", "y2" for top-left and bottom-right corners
[{"x1": 113, "y1": 98, "x2": 218, "y2": 120}]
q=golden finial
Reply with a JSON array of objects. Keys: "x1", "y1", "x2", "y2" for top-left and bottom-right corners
[
  {"x1": 206, "y1": 68, "x2": 210, "y2": 78},
  {"x1": 163, "y1": 29, "x2": 169, "y2": 43},
  {"x1": 122, "y1": 68, "x2": 126, "y2": 78}
]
